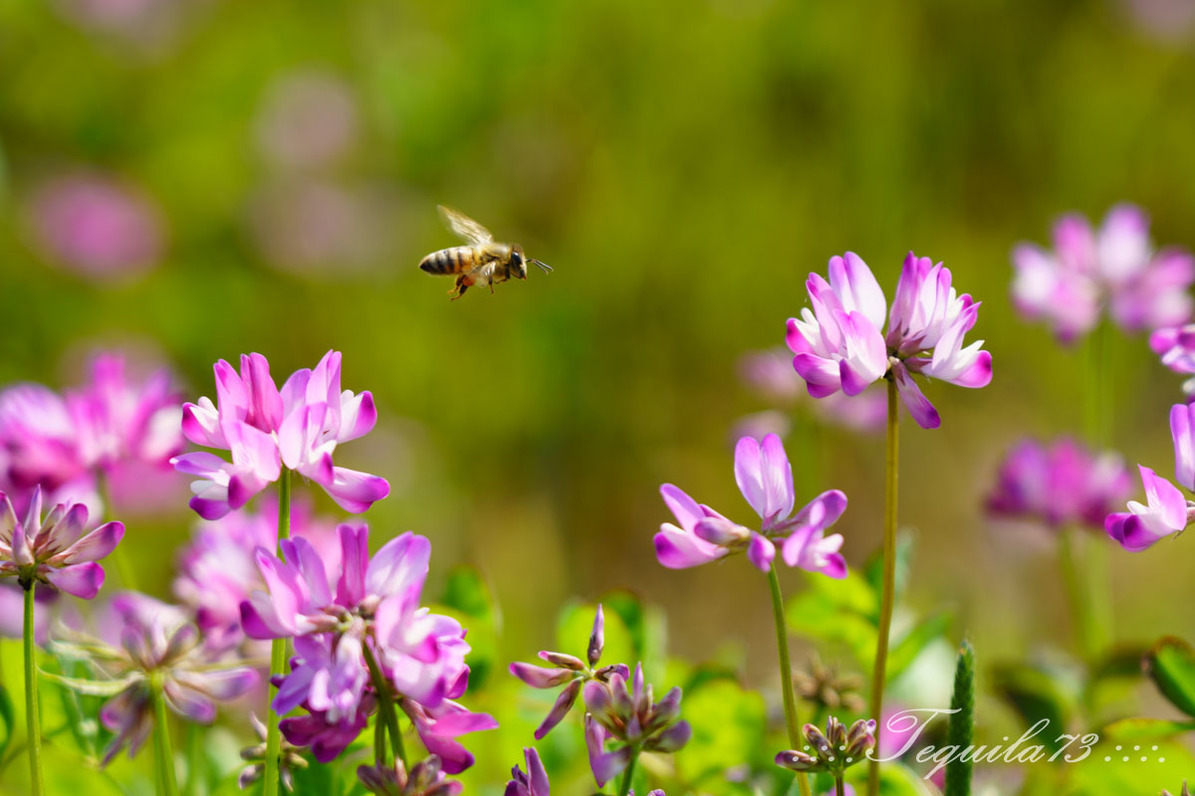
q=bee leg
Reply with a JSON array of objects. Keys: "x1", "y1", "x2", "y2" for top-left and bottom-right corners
[{"x1": 489, "y1": 283, "x2": 495, "y2": 294}]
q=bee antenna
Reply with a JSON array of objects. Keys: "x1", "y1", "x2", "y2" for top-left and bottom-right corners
[{"x1": 530, "y1": 259, "x2": 553, "y2": 273}]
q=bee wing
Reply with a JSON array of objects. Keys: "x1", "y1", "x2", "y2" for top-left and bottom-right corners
[{"x1": 438, "y1": 205, "x2": 494, "y2": 245}]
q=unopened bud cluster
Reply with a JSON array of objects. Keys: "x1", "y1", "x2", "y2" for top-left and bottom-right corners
[{"x1": 774, "y1": 717, "x2": 876, "y2": 775}]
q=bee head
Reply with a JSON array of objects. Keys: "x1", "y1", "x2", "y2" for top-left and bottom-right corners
[{"x1": 510, "y1": 246, "x2": 528, "y2": 279}]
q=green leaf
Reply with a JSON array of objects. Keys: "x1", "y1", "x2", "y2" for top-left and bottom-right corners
[
  {"x1": 1144, "y1": 636, "x2": 1195, "y2": 719},
  {"x1": 38, "y1": 670, "x2": 139, "y2": 698},
  {"x1": 600, "y1": 591, "x2": 668, "y2": 672},
  {"x1": 944, "y1": 641, "x2": 974, "y2": 796},
  {"x1": 438, "y1": 565, "x2": 500, "y2": 688},
  {"x1": 674, "y1": 678, "x2": 766, "y2": 784},
  {"x1": 888, "y1": 612, "x2": 952, "y2": 682},
  {"x1": 1101, "y1": 717, "x2": 1195, "y2": 742},
  {"x1": 0, "y1": 682, "x2": 13, "y2": 762},
  {"x1": 442, "y1": 565, "x2": 498, "y2": 626},
  {"x1": 990, "y1": 662, "x2": 1073, "y2": 754},
  {"x1": 786, "y1": 570, "x2": 878, "y2": 667},
  {"x1": 288, "y1": 754, "x2": 342, "y2": 796}
]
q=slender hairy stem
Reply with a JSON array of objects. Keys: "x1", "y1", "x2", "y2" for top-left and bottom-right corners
[
  {"x1": 23, "y1": 583, "x2": 44, "y2": 796},
  {"x1": 263, "y1": 469, "x2": 293, "y2": 796},
  {"x1": 868, "y1": 376, "x2": 900, "y2": 796},
  {"x1": 152, "y1": 678, "x2": 180, "y2": 796},
  {"x1": 617, "y1": 748, "x2": 638, "y2": 796},
  {"x1": 768, "y1": 562, "x2": 812, "y2": 796},
  {"x1": 363, "y1": 644, "x2": 407, "y2": 768},
  {"x1": 836, "y1": 774, "x2": 847, "y2": 796}
]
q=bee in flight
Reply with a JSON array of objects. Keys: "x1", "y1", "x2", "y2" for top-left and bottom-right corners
[{"x1": 419, "y1": 205, "x2": 553, "y2": 300}]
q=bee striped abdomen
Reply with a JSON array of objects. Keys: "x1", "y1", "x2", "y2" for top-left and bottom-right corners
[{"x1": 420, "y1": 246, "x2": 476, "y2": 274}]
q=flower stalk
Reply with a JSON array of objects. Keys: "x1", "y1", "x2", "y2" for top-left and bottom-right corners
[
  {"x1": 151, "y1": 675, "x2": 180, "y2": 796},
  {"x1": 262, "y1": 469, "x2": 292, "y2": 796},
  {"x1": 868, "y1": 376, "x2": 900, "y2": 796},
  {"x1": 23, "y1": 582, "x2": 44, "y2": 796},
  {"x1": 617, "y1": 748, "x2": 638, "y2": 796},
  {"x1": 364, "y1": 642, "x2": 407, "y2": 769},
  {"x1": 768, "y1": 562, "x2": 812, "y2": 796}
]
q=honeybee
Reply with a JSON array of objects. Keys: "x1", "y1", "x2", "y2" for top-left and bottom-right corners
[{"x1": 419, "y1": 205, "x2": 552, "y2": 300}]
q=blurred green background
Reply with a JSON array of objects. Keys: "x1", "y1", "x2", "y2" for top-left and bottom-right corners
[{"x1": 2, "y1": 0, "x2": 1195, "y2": 786}]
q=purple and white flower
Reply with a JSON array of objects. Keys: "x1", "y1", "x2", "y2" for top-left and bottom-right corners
[
  {"x1": 1012, "y1": 205, "x2": 1194, "y2": 343},
  {"x1": 656, "y1": 434, "x2": 847, "y2": 576},
  {"x1": 1106, "y1": 404, "x2": 1195, "y2": 551},
  {"x1": 51, "y1": 593, "x2": 257, "y2": 764},
  {"x1": 987, "y1": 437, "x2": 1132, "y2": 533},
  {"x1": 583, "y1": 664, "x2": 690, "y2": 788},
  {"x1": 787, "y1": 252, "x2": 992, "y2": 429},
  {"x1": 173, "y1": 350, "x2": 389, "y2": 519},
  {"x1": 240, "y1": 524, "x2": 493, "y2": 769},
  {"x1": 0, "y1": 488, "x2": 123, "y2": 598}
]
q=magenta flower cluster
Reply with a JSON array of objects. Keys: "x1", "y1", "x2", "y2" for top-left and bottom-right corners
[
  {"x1": 173, "y1": 350, "x2": 389, "y2": 519},
  {"x1": 656, "y1": 434, "x2": 847, "y2": 576},
  {"x1": 242, "y1": 523, "x2": 495, "y2": 770},
  {"x1": 0, "y1": 352, "x2": 184, "y2": 515},
  {"x1": 786, "y1": 252, "x2": 992, "y2": 429},
  {"x1": 173, "y1": 499, "x2": 340, "y2": 653},
  {"x1": 1012, "y1": 204, "x2": 1194, "y2": 343},
  {"x1": 986, "y1": 437, "x2": 1132, "y2": 533}
]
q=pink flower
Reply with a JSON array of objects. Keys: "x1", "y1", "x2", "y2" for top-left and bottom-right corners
[
  {"x1": 0, "y1": 351, "x2": 185, "y2": 515},
  {"x1": 256, "y1": 72, "x2": 359, "y2": 170},
  {"x1": 509, "y1": 605, "x2": 629, "y2": 740},
  {"x1": 506, "y1": 747, "x2": 549, "y2": 796},
  {"x1": 1151, "y1": 324, "x2": 1195, "y2": 399},
  {"x1": 27, "y1": 174, "x2": 164, "y2": 281},
  {"x1": 57, "y1": 593, "x2": 258, "y2": 764},
  {"x1": 1105, "y1": 465, "x2": 1193, "y2": 551},
  {"x1": 173, "y1": 350, "x2": 389, "y2": 519},
  {"x1": 1012, "y1": 205, "x2": 1194, "y2": 342},
  {"x1": 737, "y1": 348, "x2": 886, "y2": 434},
  {"x1": 173, "y1": 499, "x2": 339, "y2": 652},
  {"x1": 406, "y1": 699, "x2": 499, "y2": 775},
  {"x1": 0, "y1": 488, "x2": 123, "y2": 598},
  {"x1": 583, "y1": 664, "x2": 690, "y2": 788},
  {"x1": 242, "y1": 524, "x2": 492, "y2": 767},
  {"x1": 656, "y1": 434, "x2": 847, "y2": 576},
  {"x1": 359, "y1": 756, "x2": 463, "y2": 796},
  {"x1": 1107, "y1": 403, "x2": 1195, "y2": 551},
  {"x1": 787, "y1": 252, "x2": 992, "y2": 430},
  {"x1": 67, "y1": 353, "x2": 184, "y2": 474},
  {"x1": 986, "y1": 437, "x2": 1132, "y2": 533},
  {"x1": 1011, "y1": 214, "x2": 1101, "y2": 343},
  {"x1": 0, "y1": 383, "x2": 89, "y2": 492}
]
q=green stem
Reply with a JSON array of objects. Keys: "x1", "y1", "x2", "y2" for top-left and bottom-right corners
[
  {"x1": 617, "y1": 748, "x2": 638, "y2": 796},
  {"x1": 836, "y1": 774, "x2": 847, "y2": 796},
  {"x1": 1059, "y1": 528, "x2": 1105, "y2": 662},
  {"x1": 183, "y1": 722, "x2": 202, "y2": 796},
  {"x1": 152, "y1": 678, "x2": 179, "y2": 796},
  {"x1": 22, "y1": 583, "x2": 44, "y2": 796},
  {"x1": 263, "y1": 470, "x2": 293, "y2": 796},
  {"x1": 768, "y1": 562, "x2": 812, "y2": 796},
  {"x1": 363, "y1": 644, "x2": 407, "y2": 768},
  {"x1": 868, "y1": 377, "x2": 900, "y2": 796},
  {"x1": 1079, "y1": 322, "x2": 1115, "y2": 656}
]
